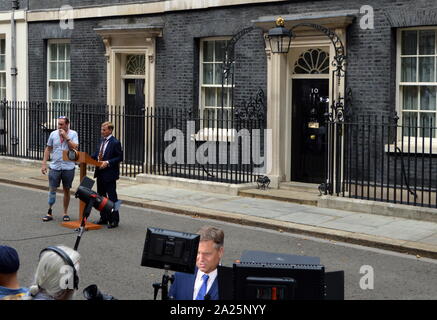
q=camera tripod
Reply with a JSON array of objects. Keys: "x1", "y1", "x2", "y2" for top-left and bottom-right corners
[
  {"x1": 152, "y1": 266, "x2": 174, "y2": 300},
  {"x1": 73, "y1": 197, "x2": 95, "y2": 250}
]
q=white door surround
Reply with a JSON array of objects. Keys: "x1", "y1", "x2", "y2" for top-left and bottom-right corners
[
  {"x1": 95, "y1": 25, "x2": 162, "y2": 109},
  {"x1": 95, "y1": 26, "x2": 162, "y2": 160},
  {"x1": 254, "y1": 11, "x2": 355, "y2": 187}
]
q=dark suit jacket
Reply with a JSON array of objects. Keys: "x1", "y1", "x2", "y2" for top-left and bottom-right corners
[
  {"x1": 92, "y1": 136, "x2": 123, "y2": 182},
  {"x1": 169, "y1": 268, "x2": 219, "y2": 300}
]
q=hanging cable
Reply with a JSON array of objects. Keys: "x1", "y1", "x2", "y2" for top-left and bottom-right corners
[{"x1": 0, "y1": 230, "x2": 78, "y2": 242}]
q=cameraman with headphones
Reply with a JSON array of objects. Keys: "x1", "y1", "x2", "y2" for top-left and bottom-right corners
[{"x1": 27, "y1": 245, "x2": 80, "y2": 300}]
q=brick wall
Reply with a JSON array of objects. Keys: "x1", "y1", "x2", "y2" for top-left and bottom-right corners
[
  {"x1": 27, "y1": 20, "x2": 106, "y2": 104},
  {"x1": 27, "y1": 0, "x2": 437, "y2": 116},
  {"x1": 0, "y1": 0, "x2": 31, "y2": 11},
  {"x1": 0, "y1": 0, "x2": 15, "y2": 11}
]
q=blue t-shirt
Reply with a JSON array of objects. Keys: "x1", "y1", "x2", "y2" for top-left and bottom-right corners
[
  {"x1": 47, "y1": 129, "x2": 79, "y2": 170},
  {"x1": 0, "y1": 286, "x2": 28, "y2": 300}
]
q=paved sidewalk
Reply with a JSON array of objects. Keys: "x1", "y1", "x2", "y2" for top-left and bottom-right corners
[{"x1": 1, "y1": 158, "x2": 437, "y2": 259}]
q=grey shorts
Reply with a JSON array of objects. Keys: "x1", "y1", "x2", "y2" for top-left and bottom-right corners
[{"x1": 48, "y1": 168, "x2": 75, "y2": 189}]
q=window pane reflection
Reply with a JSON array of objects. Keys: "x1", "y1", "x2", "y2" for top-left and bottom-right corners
[
  {"x1": 419, "y1": 30, "x2": 435, "y2": 55},
  {"x1": 401, "y1": 57, "x2": 416, "y2": 82},
  {"x1": 419, "y1": 57, "x2": 435, "y2": 82},
  {"x1": 402, "y1": 30, "x2": 417, "y2": 55},
  {"x1": 420, "y1": 86, "x2": 436, "y2": 110}
]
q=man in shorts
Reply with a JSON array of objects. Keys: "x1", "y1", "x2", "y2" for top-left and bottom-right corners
[{"x1": 41, "y1": 116, "x2": 79, "y2": 222}]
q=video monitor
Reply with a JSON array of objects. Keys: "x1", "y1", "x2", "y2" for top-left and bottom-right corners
[
  {"x1": 233, "y1": 262, "x2": 325, "y2": 300},
  {"x1": 245, "y1": 276, "x2": 296, "y2": 300},
  {"x1": 141, "y1": 227, "x2": 200, "y2": 274}
]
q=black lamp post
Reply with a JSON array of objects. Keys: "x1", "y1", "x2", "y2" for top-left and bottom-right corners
[{"x1": 267, "y1": 17, "x2": 293, "y2": 54}]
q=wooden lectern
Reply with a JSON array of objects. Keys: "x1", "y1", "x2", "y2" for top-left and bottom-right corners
[{"x1": 62, "y1": 150, "x2": 103, "y2": 230}]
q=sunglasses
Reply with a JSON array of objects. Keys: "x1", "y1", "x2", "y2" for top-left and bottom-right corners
[{"x1": 57, "y1": 116, "x2": 70, "y2": 124}]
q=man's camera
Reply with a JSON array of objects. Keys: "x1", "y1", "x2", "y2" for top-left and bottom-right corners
[
  {"x1": 75, "y1": 176, "x2": 114, "y2": 217},
  {"x1": 83, "y1": 284, "x2": 117, "y2": 300}
]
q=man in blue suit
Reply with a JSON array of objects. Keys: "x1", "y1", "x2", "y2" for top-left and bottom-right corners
[
  {"x1": 92, "y1": 121, "x2": 123, "y2": 229},
  {"x1": 169, "y1": 226, "x2": 224, "y2": 300}
]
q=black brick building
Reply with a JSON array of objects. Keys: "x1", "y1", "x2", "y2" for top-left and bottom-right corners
[
  {"x1": 24, "y1": 1, "x2": 437, "y2": 117},
  {"x1": 6, "y1": 0, "x2": 437, "y2": 206}
]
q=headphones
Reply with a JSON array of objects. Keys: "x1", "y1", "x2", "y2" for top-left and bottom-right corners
[{"x1": 39, "y1": 246, "x2": 79, "y2": 290}]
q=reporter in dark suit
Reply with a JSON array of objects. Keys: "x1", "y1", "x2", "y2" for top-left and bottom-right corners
[
  {"x1": 169, "y1": 226, "x2": 224, "y2": 300},
  {"x1": 92, "y1": 121, "x2": 123, "y2": 229}
]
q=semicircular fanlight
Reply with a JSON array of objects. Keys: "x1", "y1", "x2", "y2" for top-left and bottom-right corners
[
  {"x1": 293, "y1": 48, "x2": 330, "y2": 74},
  {"x1": 126, "y1": 55, "x2": 145, "y2": 75}
]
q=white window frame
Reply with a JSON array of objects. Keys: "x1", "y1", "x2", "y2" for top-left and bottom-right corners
[
  {"x1": 46, "y1": 39, "x2": 71, "y2": 127},
  {"x1": 197, "y1": 37, "x2": 234, "y2": 141},
  {"x1": 396, "y1": 27, "x2": 437, "y2": 153},
  {"x1": 0, "y1": 38, "x2": 6, "y2": 101}
]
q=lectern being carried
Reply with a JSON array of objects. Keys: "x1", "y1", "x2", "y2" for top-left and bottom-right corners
[{"x1": 62, "y1": 149, "x2": 103, "y2": 230}]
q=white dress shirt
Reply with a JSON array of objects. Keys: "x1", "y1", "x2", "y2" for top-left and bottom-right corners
[
  {"x1": 101, "y1": 134, "x2": 112, "y2": 155},
  {"x1": 192, "y1": 269, "x2": 217, "y2": 300}
]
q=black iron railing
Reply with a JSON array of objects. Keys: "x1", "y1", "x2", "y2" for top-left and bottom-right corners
[
  {"x1": 0, "y1": 101, "x2": 266, "y2": 184},
  {"x1": 328, "y1": 114, "x2": 437, "y2": 208}
]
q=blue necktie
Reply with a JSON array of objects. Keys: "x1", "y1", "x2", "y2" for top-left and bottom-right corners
[{"x1": 196, "y1": 274, "x2": 209, "y2": 300}]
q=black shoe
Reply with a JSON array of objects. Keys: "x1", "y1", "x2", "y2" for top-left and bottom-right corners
[
  {"x1": 95, "y1": 219, "x2": 108, "y2": 225},
  {"x1": 108, "y1": 222, "x2": 118, "y2": 229}
]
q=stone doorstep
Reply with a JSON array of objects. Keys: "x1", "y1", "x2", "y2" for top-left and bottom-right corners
[
  {"x1": 238, "y1": 189, "x2": 319, "y2": 206},
  {"x1": 238, "y1": 185, "x2": 437, "y2": 224},
  {"x1": 0, "y1": 157, "x2": 42, "y2": 168},
  {"x1": 136, "y1": 173, "x2": 257, "y2": 196},
  {"x1": 238, "y1": 181, "x2": 320, "y2": 206},
  {"x1": 319, "y1": 196, "x2": 437, "y2": 224},
  {"x1": 279, "y1": 181, "x2": 321, "y2": 194}
]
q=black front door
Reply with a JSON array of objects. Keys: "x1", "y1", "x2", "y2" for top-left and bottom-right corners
[
  {"x1": 291, "y1": 79, "x2": 329, "y2": 183},
  {"x1": 124, "y1": 79, "x2": 145, "y2": 165}
]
